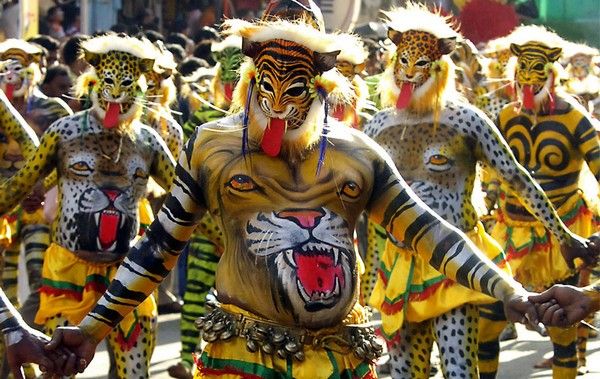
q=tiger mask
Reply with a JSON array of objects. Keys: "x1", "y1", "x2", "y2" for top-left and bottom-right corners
[
  {"x1": 510, "y1": 42, "x2": 562, "y2": 110},
  {"x1": 379, "y1": 4, "x2": 460, "y2": 114},
  {"x1": 242, "y1": 37, "x2": 339, "y2": 155},
  {"x1": 211, "y1": 39, "x2": 243, "y2": 108},
  {"x1": 77, "y1": 35, "x2": 156, "y2": 130},
  {"x1": 0, "y1": 40, "x2": 44, "y2": 102}
]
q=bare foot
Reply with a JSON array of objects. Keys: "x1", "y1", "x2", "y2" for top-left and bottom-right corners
[{"x1": 167, "y1": 362, "x2": 193, "y2": 379}]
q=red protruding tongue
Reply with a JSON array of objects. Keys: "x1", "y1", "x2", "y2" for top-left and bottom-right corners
[
  {"x1": 98, "y1": 211, "x2": 119, "y2": 250},
  {"x1": 224, "y1": 83, "x2": 233, "y2": 102},
  {"x1": 261, "y1": 118, "x2": 286, "y2": 157},
  {"x1": 294, "y1": 252, "x2": 343, "y2": 295},
  {"x1": 5, "y1": 83, "x2": 14, "y2": 101},
  {"x1": 396, "y1": 82, "x2": 414, "y2": 110},
  {"x1": 103, "y1": 102, "x2": 121, "y2": 129},
  {"x1": 522, "y1": 85, "x2": 535, "y2": 110}
]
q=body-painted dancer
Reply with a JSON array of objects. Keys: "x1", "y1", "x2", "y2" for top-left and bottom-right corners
[
  {"x1": 0, "y1": 34, "x2": 176, "y2": 378},
  {"x1": 492, "y1": 25, "x2": 600, "y2": 379},
  {"x1": 364, "y1": 5, "x2": 592, "y2": 378}
]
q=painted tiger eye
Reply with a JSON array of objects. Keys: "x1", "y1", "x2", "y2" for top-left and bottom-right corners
[
  {"x1": 429, "y1": 154, "x2": 448, "y2": 165},
  {"x1": 341, "y1": 181, "x2": 361, "y2": 199},
  {"x1": 228, "y1": 174, "x2": 257, "y2": 192}
]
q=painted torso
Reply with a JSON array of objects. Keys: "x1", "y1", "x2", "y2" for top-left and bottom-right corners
[
  {"x1": 49, "y1": 111, "x2": 167, "y2": 258},
  {"x1": 497, "y1": 97, "x2": 600, "y2": 219},
  {"x1": 196, "y1": 114, "x2": 373, "y2": 328},
  {"x1": 366, "y1": 102, "x2": 490, "y2": 231}
]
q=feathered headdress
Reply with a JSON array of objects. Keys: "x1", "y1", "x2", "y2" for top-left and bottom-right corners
[{"x1": 224, "y1": 18, "x2": 354, "y2": 174}]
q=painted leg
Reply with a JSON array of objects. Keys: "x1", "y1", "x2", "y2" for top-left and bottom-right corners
[
  {"x1": 547, "y1": 325, "x2": 577, "y2": 379},
  {"x1": 106, "y1": 315, "x2": 157, "y2": 379},
  {"x1": 180, "y1": 233, "x2": 219, "y2": 369},
  {"x1": 433, "y1": 305, "x2": 479, "y2": 379},
  {"x1": 576, "y1": 268, "x2": 591, "y2": 371},
  {"x1": 2, "y1": 242, "x2": 20, "y2": 304},
  {"x1": 478, "y1": 301, "x2": 507, "y2": 379},
  {"x1": 360, "y1": 220, "x2": 386, "y2": 305},
  {"x1": 21, "y1": 223, "x2": 50, "y2": 292},
  {"x1": 388, "y1": 320, "x2": 434, "y2": 379}
]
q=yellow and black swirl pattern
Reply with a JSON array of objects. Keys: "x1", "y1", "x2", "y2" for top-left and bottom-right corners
[{"x1": 498, "y1": 99, "x2": 600, "y2": 215}]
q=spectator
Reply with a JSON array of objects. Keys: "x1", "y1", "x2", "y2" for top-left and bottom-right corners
[
  {"x1": 63, "y1": 5, "x2": 81, "y2": 36},
  {"x1": 40, "y1": 64, "x2": 72, "y2": 99},
  {"x1": 44, "y1": 6, "x2": 66, "y2": 40},
  {"x1": 61, "y1": 34, "x2": 89, "y2": 76}
]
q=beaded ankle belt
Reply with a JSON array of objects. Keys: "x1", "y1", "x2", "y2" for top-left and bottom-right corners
[{"x1": 195, "y1": 303, "x2": 383, "y2": 362}]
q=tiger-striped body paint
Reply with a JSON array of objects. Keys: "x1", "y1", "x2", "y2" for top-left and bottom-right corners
[{"x1": 73, "y1": 19, "x2": 525, "y2": 379}]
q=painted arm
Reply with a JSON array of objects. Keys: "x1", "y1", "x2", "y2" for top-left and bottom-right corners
[
  {"x1": 0, "y1": 122, "x2": 58, "y2": 214},
  {"x1": 573, "y1": 114, "x2": 600, "y2": 181},
  {"x1": 367, "y1": 143, "x2": 524, "y2": 302},
  {"x1": 147, "y1": 126, "x2": 177, "y2": 191},
  {"x1": 79, "y1": 131, "x2": 206, "y2": 343},
  {"x1": 474, "y1": 108, "x2": 574, "y2": 244}
]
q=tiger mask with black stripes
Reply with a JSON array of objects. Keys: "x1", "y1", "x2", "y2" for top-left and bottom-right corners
[
  {"x1": 507, "y1": 25, "x2": 564, "y2": 111},
  {"x1": 226, "y1": 19, "x2": 353, "y2": 158}
]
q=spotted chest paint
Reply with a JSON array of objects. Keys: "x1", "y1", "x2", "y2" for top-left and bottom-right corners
[{"x1": 54, "y1": 112, "x2": 169, "y2": 255}]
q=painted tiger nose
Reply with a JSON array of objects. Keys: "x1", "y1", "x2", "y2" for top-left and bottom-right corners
[
  {"x1": 277, "y1": 208, "x2": 325, "y2": 229},
  {"x1": 102, "y1": 189, "x2": 120, "y2": 202}
]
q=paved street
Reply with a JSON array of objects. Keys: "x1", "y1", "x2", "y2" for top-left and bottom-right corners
[{"x1": 78, "y1": 313, "x2": 600, "y2": 379}]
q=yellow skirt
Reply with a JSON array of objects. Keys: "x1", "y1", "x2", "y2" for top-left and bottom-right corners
[
  {"x1": 194, "y1": 304, "x2": 377, "y2": 379},
  {"x1": 36, "y1": 243, "x2": 156, "y2": 348},
  {"x1": 369, "y1": 222, "x2": 508, "y2": 340},
  {"x1": 491, "y1": 192, "x2": 598, "y2": 290}
]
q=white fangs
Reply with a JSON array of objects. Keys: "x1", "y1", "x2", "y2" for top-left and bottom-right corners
[
  {"x1": 332, "y1": 247, "x2": 340, "y2": 266},
  {"x1": 296, "y1": 276, "x2": 342, "y2": 304},
  {"x1": 286, "y1": 249, "x2": 296, "y2": 268},
  {"x1": 333, "y1": 276, "x2": 340, "y2": 296},
  {"x1": 298, "y1": 279, "x2": 310, "y2": 302},
  {"x1": 295, "y1": 243, "x2": 341, "y2": 266}
]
